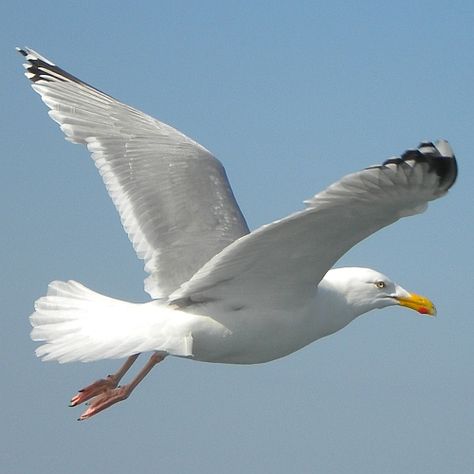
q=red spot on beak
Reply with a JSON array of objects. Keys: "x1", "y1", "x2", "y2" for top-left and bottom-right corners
[{"x1": 418, "y1": 307, "x2": 429, "y2": 314}]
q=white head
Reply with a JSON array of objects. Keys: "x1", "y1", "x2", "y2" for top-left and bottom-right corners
[{"x1": 323, "y1": 267, "x2": 436, "y2": 318}]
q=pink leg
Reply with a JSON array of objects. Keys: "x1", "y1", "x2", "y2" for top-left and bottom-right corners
[
  {"x1": 70, "y1": 353, "x2": 140, "y2": 407},
  {"x1": 77, "y1": 352, "x2": 166, "y2": 421}
]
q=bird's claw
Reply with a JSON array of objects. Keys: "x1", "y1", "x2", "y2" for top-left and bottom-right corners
[
  {"x1": 77, "y1": 386, "x2": 129, "y2": 421},
  {"x1": 69, "y1": 375, "x2": 117, "y2": 407}
]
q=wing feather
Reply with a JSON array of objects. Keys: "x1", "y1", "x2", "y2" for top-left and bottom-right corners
[
  {"x1": 171, "y1": 141, "x2": 457, "y2": 308},
  {"x1": 18, "y1": 47, "x2": 249, "y2": 299}
]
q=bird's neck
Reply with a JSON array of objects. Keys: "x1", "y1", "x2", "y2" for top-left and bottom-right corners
[{"x1": 310, "y1": 272, "x2": 368, "y2": 339}]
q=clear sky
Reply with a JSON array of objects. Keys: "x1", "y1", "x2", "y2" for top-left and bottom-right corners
[{"x1": 2, "y1": 1, "x2": 473, "y2": 473}]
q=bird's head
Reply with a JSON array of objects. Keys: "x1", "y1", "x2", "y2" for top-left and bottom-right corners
[{"x1": 325, "y1": 267, "x2": 436, "y2": 317}]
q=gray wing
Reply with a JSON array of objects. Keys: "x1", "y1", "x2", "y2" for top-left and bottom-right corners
[
  {"x1": 18, "y1": 47, "x2": 249, "y2": 299},
  {"x1": 170, "y1": 141, "x2": 457, "y2": 309}
]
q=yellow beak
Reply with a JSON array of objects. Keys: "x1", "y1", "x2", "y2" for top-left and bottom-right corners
[{"x1": 396, "y1": 293, "x2": 437, "y2": 316}]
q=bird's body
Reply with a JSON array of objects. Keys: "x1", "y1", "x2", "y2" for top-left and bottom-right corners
[
  {"x1": 34, "y1": 269, "x2": 355, "y2": 366},
  {"x1": 18, "y1": 47, "x2": 456, "y2": 420},
  {"x1": 164, "y1": 268, "x2": 408, "y2": 364}
]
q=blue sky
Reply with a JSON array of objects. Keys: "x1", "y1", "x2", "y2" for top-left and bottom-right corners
[{"x1": 2, "y1": 1, "x2": 473, "y2": 473}]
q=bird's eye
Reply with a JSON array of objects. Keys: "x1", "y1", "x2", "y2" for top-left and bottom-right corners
[{"x1": 375, "y1": 281, "x2": 386, "y2": 289}]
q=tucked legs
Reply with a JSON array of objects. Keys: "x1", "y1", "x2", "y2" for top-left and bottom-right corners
[{"x1": 69, "y1": 352, "x2": 166, "y2": 420}]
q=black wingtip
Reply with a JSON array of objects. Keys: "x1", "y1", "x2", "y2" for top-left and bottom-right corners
[
  {"x1": 405, "y1": 140, "x2": 457, "y2": 190},
  {"x1": 17, "y1": 46, "x2": 59, "y2": 84},
  {"x1": 17, "y1": 46, "x2": 110, "y2": 97},
  {"x1": 382, "y1": 139, "x2": 458, "y2": 191}
]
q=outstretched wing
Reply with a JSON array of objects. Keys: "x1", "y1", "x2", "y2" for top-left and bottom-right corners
[
  {"x1": 171, "y1": 141, "x2": 457, "y2": 308},
  {"x1": 18, "y1": 47, "x2": 249, "y2": 299}
]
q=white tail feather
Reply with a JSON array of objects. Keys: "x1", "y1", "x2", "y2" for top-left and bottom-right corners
[{"x1": 30, "y1": 281, "x2": 194, "y2": 363}]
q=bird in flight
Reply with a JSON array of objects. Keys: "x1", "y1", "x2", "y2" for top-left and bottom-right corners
[{"x1": 18, "y1": 47, "x2": 457, "y2": 421}]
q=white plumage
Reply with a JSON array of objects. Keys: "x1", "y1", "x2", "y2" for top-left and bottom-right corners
[
  {"x1": 19, "y1": 47, "x2": 456, "y2": 419},
  {"x1": 31, "y1": 281, "x2": 195, "y2": 363}
]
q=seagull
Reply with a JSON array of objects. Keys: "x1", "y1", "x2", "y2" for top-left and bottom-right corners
[{"x1": 18, "y1": 47, "x2": 457, "y2": 421}]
